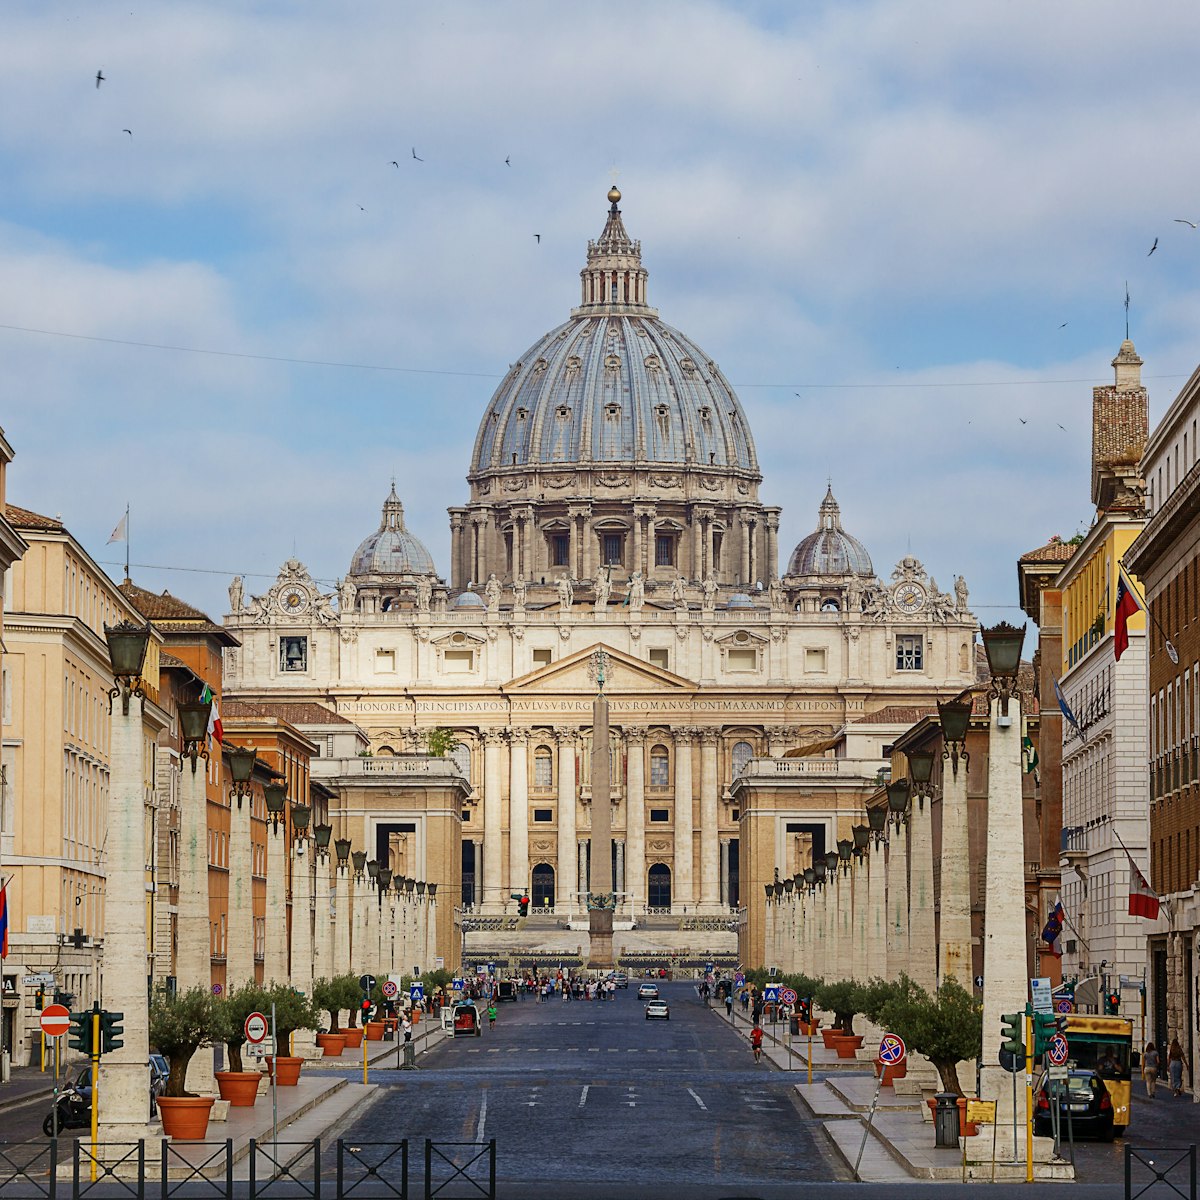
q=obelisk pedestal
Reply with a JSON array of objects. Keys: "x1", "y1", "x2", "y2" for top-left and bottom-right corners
[{"x1": 586, "y1": 653, "x2": 615, "y2": 970}]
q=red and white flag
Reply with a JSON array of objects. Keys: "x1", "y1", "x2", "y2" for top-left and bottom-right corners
[{"x1": 1128, "y1": 862, "x2": 1160, "y2": 920}]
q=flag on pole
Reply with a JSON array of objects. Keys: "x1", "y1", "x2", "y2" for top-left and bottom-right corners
[
  {"x1": 1022, "y1": 735, "x2": 1039, "y2": 775},
  {"x1": 1128, "y1": 861, "x2": 1161, "y2": 920},
  {"x1": 1114, "y1": 567, "x2": 1142, "y2": 662},
  {"x1": 0, "y1": 880, "x2": 9, "y2": 959},
  {"x1": 200, "y1": 683, "x2": 223, "y2": 744},
  {"x1": 1041, "y1": 899, "x2": 1064, "y2": 957},
  {"x1": 1053, "y1": 677, "x2": 1086, "y2": 743},
  {"x1": 107, "y1": 513, "x2": 128, "y2": 544}
]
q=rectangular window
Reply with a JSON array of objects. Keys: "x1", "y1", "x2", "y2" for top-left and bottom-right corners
[
  {"x1": 805, "y1": 648, "x2": 827, "y2": 673},
  {"x1": 649, "y1": 808, "x2": 670, "y2": 822},
  {"x1": 534, "y1": 754, "x2": 554, "y2": 789},
  {"x1": 443, "y1": 650, "x2": 474, "y2": 673},
  {"x1": 655, "y1": 534, "x2": 675, "y2": 567},
  {"x1": 896, "y1": 634, "x2": 923, "y2": 671},
  {"x1": 533, "y1": 808, "x2": 554, "y2": 823},
  {"x1": 726, "y1": 647, "x2": 757, "y2": 672},
  {"x1": 648, "y1": 648, "x2": 669, "y2": 671},
  {"x1": 279, "y1": 636, "x2": 308, "y2": 672},
  {"x1": 602, "y1": 534, "x2": 623, "y2": 566},
  {"x1": 375, "y1": 649, "x2": 396, "y2": 673},
  {"x1": 551, "y1": 535, "x2": 570, "y2": 567},
  {"x1": 461, "y1": 809, "x2": 471, "y2": 822},
  {"x1": 532, "y1": 648, "x2": 552, "y2": 668}
]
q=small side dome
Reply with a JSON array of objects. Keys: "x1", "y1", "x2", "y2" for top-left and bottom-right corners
[
  {"x1": 451, "y1": 591, "x2": 485, "y2": 609},
  {"x1": 726, "y1": 593, "x2": 755, "y2": 608},
  {"x1": 787, "y1": 486, "x2": 874, "y2": 577},
  {"x1": 349, "y1": 485, "x2": 437, "y2": 578}
]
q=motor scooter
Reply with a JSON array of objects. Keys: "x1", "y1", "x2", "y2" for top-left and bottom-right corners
[{"x1": 43, "y1": 1079, "x2": 90, "y2": 1136}]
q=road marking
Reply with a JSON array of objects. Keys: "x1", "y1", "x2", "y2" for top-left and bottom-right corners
[
  {"x1": 587, "y1": 1048, "x2": 599, "y2": 1053},
  {"x1": 687, "y1": 1088, "x2": 708, "y2": 1111},
  {"x1": 607, "y1": 1048, "x2": 619, "y2": 1053},
  {"x1": 578, "y1": 1086, "x2": 589, "y2": 1108},
  {"x1": 476, "y1": 1089, "x2": 488, "y2": 1143}
]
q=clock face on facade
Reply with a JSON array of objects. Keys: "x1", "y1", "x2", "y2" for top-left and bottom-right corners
[
  {"x1": 893, "y1": 582, "x2": 926, "y2": 614},
  {"x1": 279, "y1": 586, "x2": 310, "y2": 614}
]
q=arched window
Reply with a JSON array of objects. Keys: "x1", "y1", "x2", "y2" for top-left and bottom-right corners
[
  {"x1": 821, "y1": 598, "x2": 839, "y2": 612},
  {"x1": 731, "y1": 741, "x2": 754, "y2": 778},
  {"x1": 450, "y1": 742, "x2": 472, "y2": 784},
  {"x1": 377, "y1": 745, "x2": 394, "y2": 757},
  {"x1": 534, "y1": 745, "x2": 553, "y2": 789},
  {"x1": 647, "y1": 864, "x2": 672, "y2": 908},
  {"x1": 650, "y1": 744, "x2": 670, "y2": 788},
  {"x1": 531, "y1": 863, "x2": 555, "y2": 909}
]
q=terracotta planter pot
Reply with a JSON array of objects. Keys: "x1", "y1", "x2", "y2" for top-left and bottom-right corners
[
  {"x1": 830, "y1": 1035, "x2": 864, "y2": 1059},
  {"x1": 364, "y1": 1021, "x2": 386, "y2": 1041},
  {"x1": 215, "y1": 1071, "x2": 261, "y2": 1107},
  {"x1": 157, "y1": 1095, "x2": 215, "y2": 1141},
  {"x1": 266, "y1": 1055, "x2": 304, "y2": 1086},
  {"x1": 342, "y1": 1028, "x2": 364, "y2": 1049},
  {"x1": 924, "y1": 1096, "x2": 977, "y2": 1137},
  {"x1": 876, "y1": 1058, "x2": 908, "y2": 1087},
  {"x1": 799, "y1": 1020, "x2": 821, "y2": 1036},
  {"x1": 315, "y1": 1032, "x2": 347, "y2": 1057},
  {"x1": 820, "y1": 1028, "x2": 843, "y2": 1049}
]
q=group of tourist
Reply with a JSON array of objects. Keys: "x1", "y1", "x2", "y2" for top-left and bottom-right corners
[
  {"x1": 1141, "y1": 1038, "x2": 1190, "y2": 1098},
  {"x1": 530, "y1": 973, "x2": 619, "y2": 1002}
]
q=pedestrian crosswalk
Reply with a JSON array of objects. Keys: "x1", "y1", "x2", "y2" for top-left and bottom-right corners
[
  {"x1": 466, "y1": 1046, "x2": 702, "y2": 1054},
  {"x1": 499, "y1": 1082, "x2": 793, "y2": 1113}
]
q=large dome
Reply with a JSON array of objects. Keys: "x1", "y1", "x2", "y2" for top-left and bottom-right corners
[
  {"x1": 787, "y1": 487, "x2": 874, "y2": 577},
  {"x1": 469, "y1": 189, "x2": 758, "y2": 477},
  {"x1": 350, "y1": 486, "x2": 437, "y2": 577}
]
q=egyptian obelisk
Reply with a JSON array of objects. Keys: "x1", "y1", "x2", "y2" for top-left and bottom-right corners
[{"x1": 587, "y1": 649, "x2": 615, "y2": 968}]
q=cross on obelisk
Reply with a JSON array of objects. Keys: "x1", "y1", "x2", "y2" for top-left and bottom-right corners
[{"x1": 587, "y1": 648, "x2": 615, "y2": 968}]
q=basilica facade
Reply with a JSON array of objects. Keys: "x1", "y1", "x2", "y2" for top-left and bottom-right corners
[{"x1": 223, "y1": 188, "x2": 979, "y2": 955}]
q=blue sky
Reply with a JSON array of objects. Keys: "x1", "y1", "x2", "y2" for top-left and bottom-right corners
[{"x1": 3, "y1": 0, "x2": 1200, "y2": 630}]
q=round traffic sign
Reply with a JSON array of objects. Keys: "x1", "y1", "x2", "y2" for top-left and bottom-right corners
[
  {"x1": 1047, "y1": 1033, "x2": 1069, "y2": 1066},
  {"x1": 244, "y1": 1011, "x2": 268, "y2": 1044},
  {"x1": 1055, "y1": 997, "x2": 1075, "y2": 1015},
  {"x1": 382, "y1": 980, "x2": 398, "y2": 999},
  {"x1": 40, "y1": 1004, "x2": 70, "y2": 1038},
  {"x1": 780, "y1": 988, "x2": 798, "y2": 1006},
  {"x1": 878, "y1": 1032, "x2": 907, "y2": 1066},
  {"x1": 212, "y1": 984, "x2": 222, "y2": 996}
]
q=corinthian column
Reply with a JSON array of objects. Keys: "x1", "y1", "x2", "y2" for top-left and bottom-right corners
[
  {"x1": 482, "y1": 730, "x2": 505, "y2": 912},
  {"x1": 556, "y1": 728, "x2": 578, "y2": 912},
  {"x1": 508, "y1": 730, "x2": 529, "y2": 899},
  {"x1": 290, "y1": 839, "x2": 316, "y2": 1057},
  {"x1": 333, "y1": 860, "x2": 352, "y2": 978},
  {"x1": 699, "y1": 730, "x2": 720, "y2": 909},
  {"x1": 625, "y1": 728, "x2": 646, "y2": 914},
  {"x1": 672, "y1": 729, "x2": 695, "y2": 909}
]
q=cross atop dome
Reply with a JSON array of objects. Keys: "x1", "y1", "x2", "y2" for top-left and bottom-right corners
[{"x1": 577, "y1": 186, "x2": 654, "y2": 314}]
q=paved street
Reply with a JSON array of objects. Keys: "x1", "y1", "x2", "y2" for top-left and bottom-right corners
[{"x1": 336, "y1": 981, "x2": 846, "y2": 1197}]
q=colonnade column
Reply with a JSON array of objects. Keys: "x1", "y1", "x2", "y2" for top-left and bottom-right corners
[
  {"x1": 673, "y1": 729, "x2": 695, "y2": 909},
  {"x1": 290, "y1": 840, "x2": 315, "y2": 1057},
  {"x1": 556, "y1": 728, "x2": 578, "y2": 911},
  {"x1": 264, "y1": 818, "x2": 289, "y2": 984},
  {"x1": 939, "y1": 739, "x2": 973, "y2": 986},
  {"x1": 625, "y1": 728, "x2": 646, "y2": 913},
  {"x1": 765, "y1": 513, "x2": 779, "y2": 582},
  {"x1": 720, "y1": 839, "x2": 730, "y2": 907},
  {"x1": 885, "y1": 816, "x2": 909, "y2": 982},
  {"x1": 908, "y1": 790, "x2": 937, "y2": 993},
  {"x1": 334, "y1": 860, "x2": 352, "y2": 978},
  {"x1": 699, "y1": 730, "x2": 720, "y2": 909},
  {"x1": 851, "y1": 853, "x2": 868, "y2": 983},
  {"x1": 179, "y1": 759, "x2": 215, "y2": 1093},
  {"x1": 226, "y1": 785, "x2": 254, "y2": 987},
  {"x1": 508, "y1": 731, "x2": 529, "y2": 899},
  {"x1": 313, "y1": 852, "x2": 333, "y2": 983},
  {"x1": 482, "y1": 730, "x2": 505, "y2": 912},
  {"x1": 866, "y1": 832, "x2": 886, "y2": 986}
]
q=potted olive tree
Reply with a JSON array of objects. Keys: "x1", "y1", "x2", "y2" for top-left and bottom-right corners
[
  {"x1": 339, "y1": 974, "x2": 366, "y2": 1049},
  {"x1": 216, "y1": 982, "x2": 270, "y2": 1106},
  {"x1": 311, "y1": 979, "x2": 348, "y2": 1056},
  {"x1": 150, "y1": 986, "x2": 232, "y2": 1139},
  {"x1": 264, "y1": 984, "x2": 318, "y2": 1085},
  {"x1": 815, "y1": 980, "x2": 867, "y2": 1055}
]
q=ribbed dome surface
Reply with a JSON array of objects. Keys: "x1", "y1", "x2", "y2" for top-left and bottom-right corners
[
  {"x1": 787, "y1": 487, "x2": 874, "y2": 577},
  {"x1": 349, "y1": 486, "x2": 436, "y2": 577},
  {"x1": 470, "y1": 315, "x2": 757, "y2": 474}
]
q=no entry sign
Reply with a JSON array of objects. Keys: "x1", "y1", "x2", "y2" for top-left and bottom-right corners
[
  {"x1": 244, "y1": 1011, "x2": 268, "y2": 1044},
  {"x1": 40, "y1": 1004, "x2": 70, "y2": 1038},
  {"x1": 878, "y1": 1032, "x2": 907, "y2": 1066}
]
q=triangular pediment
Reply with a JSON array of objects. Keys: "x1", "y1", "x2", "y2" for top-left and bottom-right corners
[{"x1": 506, "y1": 642, "x2": 696, "y2": 693}]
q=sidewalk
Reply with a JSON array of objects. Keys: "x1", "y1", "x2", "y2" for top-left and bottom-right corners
[{"x1": 0, "y1": 1062, "x2": 83, "y2": 1113}]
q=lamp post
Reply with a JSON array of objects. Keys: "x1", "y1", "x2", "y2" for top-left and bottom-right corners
[
  {"x1": 885, "y1": 780, "x2": 911, "y2": 982},
  {"x1": 333, "y1": 838, "x2": 353, "y2": 978},
  {"x1": 937, "y1": 696, "x2": 974, "y2": 985},
  {"x1": 312, "y1": 824, "x2": 333, "y2": 984},
  {"x1": 263, "y1": 782, "x2": 289, "y2": 985},
  {"x1": 226, "y1": 745, "x2": 257, "y2": 988},
  {"x1": 978, "y1": 622, "x2": 1029, "y2": 1131},
  {"x1": 97, "y1": 621, "x2": 153, "y2": 1138},
  {"x1": 905, "y1": 749, "x2": 937, "y2": 993}
]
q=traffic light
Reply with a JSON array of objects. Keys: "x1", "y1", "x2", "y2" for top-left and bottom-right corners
[
  {"x1": 68, "y1": 1011, "x2": 93, "y2": 1056},
  {"x1": 99, "y1": 1010, "x2": 125, "y2": 1054},
  {"x1": 518, "y1": 895, "x2": 529, "y2": 917},
  {"x1": 1032, "y1": 1012, "x2": 1057, "y2": 1057},
  {"x1": 797, "y1": 997, "x2": 812, "y2": 1023},
  {"x1": 361, "y1": 996, "x2": 373, "y2": 1021},
  {"x1": 1104, "y1": 990, "x2": 1121, "y2": 1015},
  {"x1": 1000, "y1": 1012, "x2": 1025, "y2": 1057}
]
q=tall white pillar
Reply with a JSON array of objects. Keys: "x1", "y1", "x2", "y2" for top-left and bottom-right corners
[
  {"x1": 885, "y1": 817, "x2": 909, "y2": 983},
  {"x1": 178, "y1": 759, "x2": 215, "y2": 1094},
  {"x1": 97, "y1": 689, "x2": 152, "y2": 1137},
  {"x1": 825, "y1": 870, "x2": 839, "y2": 978},
  {"x1": 836, "y1": 868, "x2": 853, "y2": 980},
  {"x1": 482, "y1": 730, "x2": 505, "y2": 912},
  {"x1": 351, "y1": 866, "x2": 369, "y2": 977},
  {"x1": 264, "y1": 821, "x2": 288, "y2": 984},
  {"x1": 939, "y1": 751, "x2": 973, "y2": 987},
  {"x1": 364, "y1": 877, "x2": 379, "y2": 976},
  {"x1": 851, "y1": 854, "x2": 868, "y2": 983},
  {"x1": 699, "y1": 731, "x2": 720, "y2": 909},
  {"x1": 333, "y1": 863, "x2": 352, "y2": 978},
  {"x1": 556, "y1": 728, "x2": 577, "y2": 911},
  {"x1": 866, "y1": 834, "x2": 886, "y2": 984},
  {"x1": 908, "y1": 793, "x2": 937, "y2": 993},
  {"x1": 763, "y1": 897, "x2": 776, "y2": 970},
  {"x1": 290, "y1": 842, "x2": 316, "y2": 1057},
  {"x1": 625, "y1": 729, "x2": 646, "y2": 914},
  {"x1": 508, "y1": 731, "x2": 529, "y2": 899},
  {"x1": 811, "y1": 884, "x2": 826, "y2": 979},
  {"x1": 980, "y1": 695, "x2": 1028, "y2": 1128},
  {"x1": 226, "y1": 787, "x2": 254, "y2": 988},
  {"x1": 313, "y1": 853, "x2": 333, "y2": 984},
  {"x1": 673, "y1": 729, "x2": 695, "y2": 909},
  {"x1": 425, "y1": 894, "x2": 438, "y2": 972},
  {"x1": 385, "y1": 893, "x2": 398, "y2": 976}
]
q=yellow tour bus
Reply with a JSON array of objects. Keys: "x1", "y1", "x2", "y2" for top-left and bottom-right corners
[{"x1": 1064, "y1": 1014, "x2": 1134, "y2": 1132}]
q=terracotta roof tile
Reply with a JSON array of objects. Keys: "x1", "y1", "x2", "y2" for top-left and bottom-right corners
[
  {"x1": 6, "y1": 503, "x2": 64, "y2": 531},
  {"x1": 1019, "y1": 538, "x2": 1078, "y2": 563},
  {"x1": 851, "y1": 706, "x2": 938, "y2": 725},
  {"x1": 222, "y1": 699, "x2": 353, "y2": 726},
  {"x1": 118, "y1": 579, "x2": 237, "y2": 643}
]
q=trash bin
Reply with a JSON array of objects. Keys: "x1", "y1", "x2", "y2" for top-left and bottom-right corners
[
  {"x1": 933, "y1": 1093, "x2": 960, "y2": 1148},
  {"x1": 789, "y1": 1015, "x2": 800, "y2": 1036}
]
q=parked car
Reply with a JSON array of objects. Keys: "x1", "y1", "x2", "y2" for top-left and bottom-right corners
[
  {"x1": 645, "y1": 999, "x2": 670, "y2": 1020},
  {"x1": 1033, "y1": 1070, "x2": 1116, "y2": 1141}
]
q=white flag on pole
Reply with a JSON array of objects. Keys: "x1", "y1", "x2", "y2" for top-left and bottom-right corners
[{"x1": 107, "y1": 514, "x2": 128, "y2": 544}]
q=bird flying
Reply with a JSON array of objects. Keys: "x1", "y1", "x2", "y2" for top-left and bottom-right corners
[
  {"x1": 505, "y1": 156, "x2": 511, "y2": 166},
  {"x1": 1148, "y1": 237, "x2": 1158, "y2": 256},
  {"x1": 534, "y1": 234, "x2": 540, "y2": 243},
  {"x1": 411, "y1": 147, "x2": 423, "y2": 162},
  {"x1": 1175, "y1": 219, "x2": 1198, "y2": 229},
  {"x1": 1060, "y1": 322, "x2": 1068, "y2": 328},
  {"x1": 391, "y1": 161, "x2": 399, "y2": 167},
  {"x1": 122, "y1": 129, "x2": 132, "y2": 137},
  {"x1": 95, "y1": 70, "x2": 105, "y2": 88},
  {"x1": 1019, "y1": 418, "x2": 1027, "y2": 424}
]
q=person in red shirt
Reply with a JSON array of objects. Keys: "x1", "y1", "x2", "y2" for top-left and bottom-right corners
[{"x1": 750, "y1": 1024, "x2": 764, "y2": 1064}]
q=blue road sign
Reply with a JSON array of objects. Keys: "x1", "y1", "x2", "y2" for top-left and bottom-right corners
[
  {"x1": 409, "y1": 983, "x2": 425, "y2": 1003},
  {"x1": 452, "y1": 978, "x2": 465, "y2": 991},
  {"x1": 762, "y1": 986, "x2": 780, "y2": 1004}
]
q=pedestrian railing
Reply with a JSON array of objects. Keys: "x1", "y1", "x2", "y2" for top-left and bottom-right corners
[
  {"x1": 1125, "y1": 1145, "x2": 1197, "y2": 1200},
  {"x1": 336, "y1": 1141, "x2": 409, "y2": 1199},
  {"x1": 160, "y1": 1139, "x2": 232, "y2": 1200},
  {"x1": 73, "y1": 1140, "x2": 146, "y2": 1200},
  {"x1": 0, "y1": 1138, "x2": 58, "y2": 1199},
  {"x1": 424, "y1": 1141, "x2": 495, "y2": 1200},
  {"x1": 248, "y1": 1139, "x2": 321, "y2": 1200}
]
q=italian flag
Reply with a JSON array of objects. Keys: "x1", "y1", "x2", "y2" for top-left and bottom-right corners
[
  {"x1": 1128, "y1": 863, "x2": 1160, "y2": 920},
  {"x1": 200, "y1": 683, "x2": 223, "y2": 744}
]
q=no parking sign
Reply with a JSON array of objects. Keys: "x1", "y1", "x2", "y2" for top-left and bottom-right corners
[
  {"x1": 780, "y1": 988, "x2": 798, "y2": 1007},
  {"x1": 878, "y1": 1032, "x2": 907, "y2": 1067}
]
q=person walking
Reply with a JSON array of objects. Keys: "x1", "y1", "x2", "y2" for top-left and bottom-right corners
[
  {"x1": 1142, "y1": 1042, "x2": 1160, "y2": 1099},
  {"x1": 725, "y1": 993, "x2": 734, "y2": 1019},
  {"x1": 487, "y1": 1002, "x2": 497, "y2": 1030},
  {"x1": 1168, "y1": 1037, "x2": 1187, "y2": 1097},
  {"x1": 750, "y1": 1024, "x2": 764, "y2": 1064}
]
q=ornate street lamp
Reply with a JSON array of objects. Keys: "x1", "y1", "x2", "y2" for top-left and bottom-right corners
[
  {"x1": 867, "y1": 805, "x2": 887, "y2": 844},
  {"x1": 291, "y1": 804, "x2": 311, "y2": 836},
  {"x1": 427, "y1": 883, "x2": 438, "y2": 899},
  {"x1": 764, "y1": 883, "x2": 774, "y2": 902},
  {"x1": 813, "y1": 860, "x2": 827, "y2": 885},
  {"x1": 980, "y1": 622, "x2": 1026, "y2": 716},
  {"x1": 405, "y1": 878, "x2": 416, "y2": 894},
  {"x1": 378, "y1": 867, "x2": 393, "y2": 893},
  {"x1": 103, "y1": 621, "x2": 151, "y2": 713},
  {"x1": 938, "y1": 695, "x2": 973, "y2": 777},
  {"x1": 178, "y1": 699, "x2": 212, "y2": 767},
  {"x1": 906, "y1": 748, "x2": 936, "y2": 808},
  {"x1": 227, "y1": 744, "x2": 256, "y2": 807},
  {"x1": 334, "y1": 837, "x2": 352, "y2": 866},
  {"x1": 823, "y1": 850, "x2": 839, "y2": 876},
  {"x1": 783, "y1": 876, "x2": 794, "y2": 894},
  {"x1": 837, "y1": 839, "x2": 853, "y2": 873},
  {"x1": 416, "y1": 881, "x2": 426, "y2": 896},
  {"x1": 886, "y1": 778, "x2": 910, "y2": 826},
  {"x1": 803, "y1": 866, "x2": 816, "y2": 890},
  {"x1": 852, "y1": 824, "x2": 870, "y2": 854},
  {"x1": 313, "y1": 823, "x2": 333, "y2": 857},
  {"x1": 351, "y1": 850, "x2": 367, "y2": 876},
  {"x1": 366, "y1": 859, "x2": 380, "y2": 881},
  {"x1": 263, "y1": 781, "x2": 287, "y2": 828}
]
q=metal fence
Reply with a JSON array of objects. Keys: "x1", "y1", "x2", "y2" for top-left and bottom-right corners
[
  {"x1": 1126, "y1": 1145, "x2": 1197, "y2": 1200},
  {"x1": 0, "y1": 1139, "x2": 494, "y2": 1200}
]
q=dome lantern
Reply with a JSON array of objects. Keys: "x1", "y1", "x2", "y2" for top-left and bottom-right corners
[
  {"x1": 576, "y1": 186, "x2": 653, "y2": 315},
  {"x1": 787, "y1": 486, "x2": 874, "y2": 578},
  {"x1": 349, "y1": 484, "x2": 437, "y2": 579}
]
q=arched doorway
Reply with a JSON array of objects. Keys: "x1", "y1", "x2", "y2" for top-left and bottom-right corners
[
  {"x1": 531, "y1": 863, "x2": 555, "y2": 911},
  {"x1": 647, "y1": 863, "x2": 672, "y2": 909}
]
